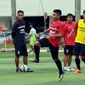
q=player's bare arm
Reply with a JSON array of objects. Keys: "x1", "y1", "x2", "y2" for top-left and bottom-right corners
[
  {"x1": 50, "y1": 33, "x2": 63, "y2": 38},
  {"x1": 0, "y1": 27, "x2": 7, "y2": 32},
  {"x1": 39, "y1": 28, "x2": 50, "y2": 35},
  {"x1": 68, "y1": 28, "x2": 77, "y2": 38}
]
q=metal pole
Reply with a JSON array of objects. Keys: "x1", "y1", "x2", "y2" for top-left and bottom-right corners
[
  {"x1": 44, "y1": 12, "x2": 48, "y2": 30},
  {"x1": 40, "y1": 0, "x2": 46, "y2": 30},
  {"x1": 75, "y1": 0, "x2": 81, "y2": 21},
  {"x1": 11, "y1": 0, "x2": 16, "y2": 25},
  {"x1": 4, "y1": 32, "x2": 7, "y2": 51}
]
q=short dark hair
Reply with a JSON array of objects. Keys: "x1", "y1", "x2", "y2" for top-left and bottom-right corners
[
  {"x1": 83, "y1": 10, "x2": 85, "y2": 13},
  {"x1": 29, "y1": 22, "x2": 34, "y2": 27},
  {"x1": 17, "y1": 10, "x2": 24, "y2": 14},
  {"x1": 66, "y1": 13, "x2": 73, "y2": 18},
  {"x1": 53, "y1": 9, "x2": 62, "y2": 16}
]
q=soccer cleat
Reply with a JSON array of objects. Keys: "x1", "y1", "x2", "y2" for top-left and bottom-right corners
[
  {"x1": 16, "y1": 68, "x2": 23, "y2": 72},
  {"x1": 67, "y1": 67, "x2": 75, "y2": 72},
  {"x1": 59, "y1": 72, "x2": 64, "y2": 81},
  {"x1": 73, "y1": 69, "x2": 81, "y2": 73},
  {"x1": 70, "y1": 67, "x2": 75, "y2": 71},
  {"x1": 67, "y1": 68, "x2": 71, "y2": 71},
  {"x1": 30, "y1": 60, "x2": 40, "y2": 63},
  {"x1": 26, "y1": 68, "x2": 34, "y2": 72},
  {"x1": 64, "y1": 66, "x2": 68, "y2": 71}
]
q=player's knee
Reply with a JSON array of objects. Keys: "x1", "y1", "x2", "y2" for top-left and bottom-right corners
[
  {"x1": 24, "y1": 56, "x2": 27, "y2": 58},
  {"x1": 75, "y1": 56, "x2": 79, "y2": 59},
  {"x1": 80, "y1": 56, "x2": 85, "y2": 59},
  {"x1": 34, "y1": 41, "x2": 40, "y2": 46},
  {"x1": 53, "y1": 58, "x2": 59, "y2": 62}
]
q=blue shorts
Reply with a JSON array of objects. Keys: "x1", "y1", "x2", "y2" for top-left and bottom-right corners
[{"x1": 73, "y1": 43, "x2": 85, "y2": 57}]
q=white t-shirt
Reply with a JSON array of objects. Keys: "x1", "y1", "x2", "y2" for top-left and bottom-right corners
[{"x1": 29, "y1": 28, "x2": 37, "y2": 35}]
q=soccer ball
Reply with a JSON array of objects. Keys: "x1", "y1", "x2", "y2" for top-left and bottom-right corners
[{"x1": 21, "y1": 64, "x2": 28, "y2": 72}]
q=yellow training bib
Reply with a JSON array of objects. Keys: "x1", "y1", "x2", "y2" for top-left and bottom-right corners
[{"x1": 75, "y1": 19, "x2": 85, "y2": 44}]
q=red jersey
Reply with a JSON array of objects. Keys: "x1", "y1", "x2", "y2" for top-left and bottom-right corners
[
  {"x1": 0, "y1": 26, "x2": 2, "y2": 30},
  {"x1": 48, "y1": 20, "x2": 64, "y2": 47},
  {"x1": 63, "y1": 21, "x2": 76, "y2": 46}
]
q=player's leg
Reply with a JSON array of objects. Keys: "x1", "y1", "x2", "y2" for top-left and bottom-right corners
[
  {"x1": 73, "y1": 43, "x2": 81, "y2": 73},
  {"x1": 30, "y1": 46, "x2": 40, "y2": 63},
  {"x1": 49, "y1": 45, "x2": 64, "y2": 81},
  {"x1": 30, "y1": 40, "x2": 40, "y2": 63},
  {"x1": 29, "y1": 38, "x2": 35, "y2": 53},
  {"x1": 30, "y1": 45, "x2": 34, "y2": 51},
  {"x1": 63, "y1": 55, "x2": 68, "y2": 71},
  {"x1": 33, "y1": 46, "x2": 40, "y2": 63},
  {"x1": 66, "y1": 55, "x2": 74, "y2": 71},
  {"x1": 29, "y1": 37, "x2": 40, "y2": 63},
  {"x1": 68, "y1": 55, "x2": 72, "y2": 66},
  {"x1": 22, "y1": 44, "x2": 33, "y2": 72},
  {"x1": 15, "y1": 56, "x2": 19, "y2": 69},
  {"x1": 23, "y1": 56, "x2": 28, "y2": 65},
  {"x1": 67, "y1": 46, "x2": 75, "y2": 71},
  {"x1": 30, "y1": 45, "x2": 40, "y2": 63},
  {"x1": 30, "y1": 38, "x2": 48, "y2": 63},
  {"x1": 68, "y1": 55, "x2": 72, "y2": 67},
  {"x1": 32, "y1": 38, "x2": 49, "y2": 63},
  {"x1": 15, "y1": 48, "x2": 23, "y2": 72},
  {"x1": 64, "y1": 46, "x2": 69, "y2": 71},
  {"x1": 80, "y1": 44, "x2": 85, "y2": 64}
]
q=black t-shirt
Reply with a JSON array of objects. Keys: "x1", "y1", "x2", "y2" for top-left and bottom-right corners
[{"x1": 12, "y1": 20, "x2": 26, "y2": 46}]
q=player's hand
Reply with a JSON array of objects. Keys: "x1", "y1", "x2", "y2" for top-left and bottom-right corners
[
  {"x1": 50, "y1": 35, "x2": 55, "y2": 37},
  {"x1": 61, "y1": 42, "x2": 65, "y2": 48},
  {"x1": 37, "y1": 33, "x2": 41, "y2": 38},
  {"x1": 45, "y1": 35, "x2": 50, "y2": 39},
  {"x1": 68, "y1": 33, "x2": 71, "y2": 38},
  {"x1": 38, "y1": 32, "x2": 43, "y2": 36},
  {"x1": 2, "y1": 28, "x2": 7, "y2": 32}
]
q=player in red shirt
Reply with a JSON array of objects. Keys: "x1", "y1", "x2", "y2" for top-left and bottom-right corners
[
  {"x1": 35, "y1": 9, "x2": 64, "y2": 81},
  {"x1": 0, "y1": 26, "x2": 7, "y2": 31},
  {"x1": 62, "y1": 13, "x2": 76, "y2": 71}
]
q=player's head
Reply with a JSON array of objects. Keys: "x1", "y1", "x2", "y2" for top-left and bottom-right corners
[
  {"x1": 29, "y1": 23, "x2": 33, "y2": 28},
  {"x1": 83, "y1": 10, "x2": 85, "y2": 19},
  {"x1": 52, "y1": 9, "x2": 62, "y2": 20},
  {"x1": 66, "y1": 13, "x2": 73, "y2": 22},
  {"x1": 17, "y1": 10, "x2": 24, "y2": 20}
]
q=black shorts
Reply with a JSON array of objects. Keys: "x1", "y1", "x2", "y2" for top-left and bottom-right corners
[
  {"x1": 14, "y1": 44, "x2": 28, "y2": 57},
  {"x1": 38, "y1": 38, "x2": 59, "y2": 59},
  {"x1": 73, "y1": 43, "x2": 85, "y2": 57},
  {"x1": 64, "y1": 45, "x2": 74, "y2": 55}
]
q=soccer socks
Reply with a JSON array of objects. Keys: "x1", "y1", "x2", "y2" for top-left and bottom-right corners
[
  {"x1": 55, "y1": 59, "x2": 63, "y2": 74},
  {"x1": 75, "y1": 58, "x2": 81, "y2": 70},
  {"x1": 34, "y1": 46, "x2": 40, "y2": 61}
]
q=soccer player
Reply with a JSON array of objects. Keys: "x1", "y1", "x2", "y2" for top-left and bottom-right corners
[
  {"x1": 11, "y1": 10, "x2": 33, "y2": 72},
  {"x1": 68, "y1": 10, "x2": 85, "y2": 73},
  {"x1": 0, "y1": 26, "x2": 7, "y2": 31},
  {"x1": 28, "y1": 23, "x2": 40, "y2": 63},
  {"x1": 35, "y1": 9, "x2": 64, "y2": 80},
  {"x1": 63, "y1": 13, "x2": 76, "y2": 71},
  {"x1": 29, "y1": 23, "x2": 37, "y2": 52}
]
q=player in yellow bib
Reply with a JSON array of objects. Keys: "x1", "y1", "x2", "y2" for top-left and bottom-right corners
[{"x1": 68, "y1": 10, "x2": 85, "y2": 73}]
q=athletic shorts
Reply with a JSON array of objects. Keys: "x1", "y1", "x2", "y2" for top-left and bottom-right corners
[
  {"x1": 73, "y1": 43, "x2": 85, "y2": 57},
  {"x1": 30, "y1": 38, "x2": 36, "y2": 46},
  {"x1": 14, "y1": 43, "x2": 28, "y2": 57},
  {"x1": 64, "y1": 45, "x2": 74, "y2": 55},
  {"x1": 38, "y1": 38, "x2": 59, "y2": 59}
]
